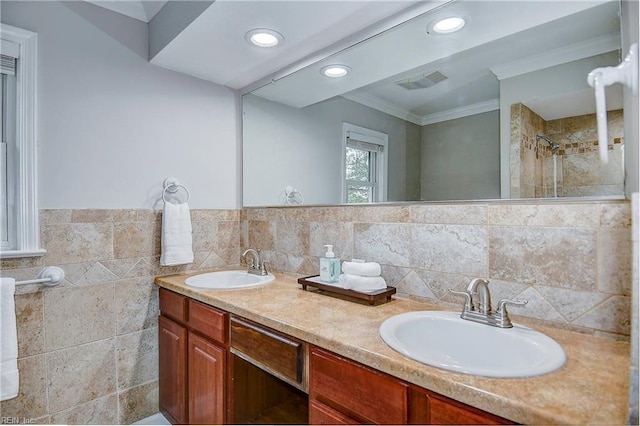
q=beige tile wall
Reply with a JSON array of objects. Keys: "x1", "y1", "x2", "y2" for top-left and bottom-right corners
[
  {"x1": 546, "y1": 110, "x2": 624, "y2": 197},
  {"x1": 510, "y1": 103, "x2": 625, "y2": 199},
  {"x1": 0, "y1": 209, "x2": 240, "y2": 425},
  {"x1": 510, "y1": 103, "x2": 546, "y2": 198},
  {"x1": 0, "y1": 202, "x2": 633, "y2": 424},
  {"x1": 244, "y1": 201, "x2": 633, "y2": 339}
]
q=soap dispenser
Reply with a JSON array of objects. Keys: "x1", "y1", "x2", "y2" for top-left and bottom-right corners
[{"x1": 319, "y1": 244, "x2": 340, "y2": 283}]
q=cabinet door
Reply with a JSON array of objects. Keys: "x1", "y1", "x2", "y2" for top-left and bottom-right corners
[
  {"x1": 159, "y1": 315, "x2": 188, "y2": 425},
  {"x1": 310, "y1": 346, "x2": 408, "y2": 424},
  {"x1": 188, "y1": 331, "x2": 226, "y2": 425},
  {"x1": 309, "y1": 399, "x2": 359, "y2": 425}
]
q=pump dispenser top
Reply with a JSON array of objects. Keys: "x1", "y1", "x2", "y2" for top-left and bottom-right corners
[{"x1": 324, "y1": 245, "x2": 335, "y2": 258}]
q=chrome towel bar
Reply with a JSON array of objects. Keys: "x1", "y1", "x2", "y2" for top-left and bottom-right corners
[{"x1": 14, "y1": 266, "x2": 65, "y2": 287}]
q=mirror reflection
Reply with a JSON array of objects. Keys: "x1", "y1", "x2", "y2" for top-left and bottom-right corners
[{"x1": 243, "y1": 0, "x2": 624, "y2": 207}]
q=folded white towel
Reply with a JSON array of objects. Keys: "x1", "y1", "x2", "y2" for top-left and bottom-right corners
[
  {"x1": 338, "y1": 274, "x2": 387, "y2": 293},
  {"x1": 342, "y1": 261, "x2": 382, "y2": 277},
  {"x1": 160, "y1": 201, "x2": 194, "y2": 266},
  {"x1": 1, "y1": 277, "x2": 19, "y2": 401}
]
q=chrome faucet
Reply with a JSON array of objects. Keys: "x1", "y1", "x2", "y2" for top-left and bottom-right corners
[
  {"x1": 449, "y1": 278, "x2": 527, "y2": 328},
  {"x1": 242, "y1": 248, "x2": 269, "y2": 276}
]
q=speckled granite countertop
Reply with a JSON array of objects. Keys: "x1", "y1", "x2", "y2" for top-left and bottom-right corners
[{"x1": 155, "y1": 270, "x2": 630, "y2": 425}]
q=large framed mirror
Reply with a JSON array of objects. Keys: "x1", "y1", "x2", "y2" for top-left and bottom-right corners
[{"x1": 243, "y1": 0, "x2": 624, "y2": 207}]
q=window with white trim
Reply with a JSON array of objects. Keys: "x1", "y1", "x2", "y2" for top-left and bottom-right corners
[
  {"x1": 1, "y1": 52, "x2": 17, "y2": 250},
  {"x1": 0, "y1": 25, "x2": 44, "y2": 258},
  {"x1": 342, "y1": 123, "x2": 388, "y2": 203}
]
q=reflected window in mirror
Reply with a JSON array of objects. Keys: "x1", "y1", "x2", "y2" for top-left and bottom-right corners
[{"x1": 342, "y1": 123, "x2": 388, "y2": 203}]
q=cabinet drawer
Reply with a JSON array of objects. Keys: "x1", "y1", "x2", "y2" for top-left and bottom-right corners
[
  {"x1": 309, "y1": 399, "x2": 359, "y2": 425},
  {"x1": 188, "y1": 299, "x2": 228, "y2": 345},
  {"x1": 429, "y1": 394, "x2": 513, "y2": 425},
  {"x1": 310, "y1": 347, "x2": 408, "y2": 424},
  {"x1": 230, "y1": 316, "x2": 304, "y2": 385},
  {"x1": 159, "y1": 288, "x2": 187, "y2": 322}
]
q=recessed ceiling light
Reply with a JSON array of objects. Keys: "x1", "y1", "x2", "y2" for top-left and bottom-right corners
[
  {"x1": 428, "y1": 16, "x2": 466, "y2": 34},
  {"x1": 245, "y1": 28, "x2": 283, "y2": 48},
  {"x1": 321, "y1": 65, "x2": 351, "y2": 78}
]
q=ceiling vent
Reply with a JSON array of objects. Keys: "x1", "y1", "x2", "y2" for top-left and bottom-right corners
[{"x1": 395, "y1": 71, "x2": 447, "y2": 90}]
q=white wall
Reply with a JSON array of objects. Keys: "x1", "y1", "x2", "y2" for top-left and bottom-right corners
[
  {"x1": 243, "y1": 94, "x2": 421, "y2": 206},
  {"x1": 421, "y1": 111, "x2": 500, "y2": 201},
  {"x1": 1, "y1": 1, "x2": 240, "y2": 209}
]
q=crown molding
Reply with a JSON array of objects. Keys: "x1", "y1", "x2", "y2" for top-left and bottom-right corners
[
  {"x1": 490, "y1": 33, "x2": 621, "y2": 80},
  {"x1": 421, "y1": 99, "x2": 500, "y2": 125},
  {"x1": 342, "y1": 92, "x2": 423, "y2": 125}
]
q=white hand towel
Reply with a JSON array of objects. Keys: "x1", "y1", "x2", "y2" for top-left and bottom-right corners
[
  {"x1": 338, "y1": 274, "x2": 387, "y2": 293},
  {"x1": 160, "y1": 201, "x2": 194, "y2": 266},
  {"x1": 1, "y1": 277, "x2": 19, "y2": 401},
  {"x1": 342, "y1": 261, "x2": 382, "y2": 277}
]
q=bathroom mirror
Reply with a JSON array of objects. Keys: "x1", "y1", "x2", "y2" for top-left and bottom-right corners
[{"x1": 243, "y1": 0, "x2": 624, "y2": 207}]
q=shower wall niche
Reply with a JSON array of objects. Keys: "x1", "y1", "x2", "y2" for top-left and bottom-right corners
[{"x1": 510, "y1": 103, "x2": 624, "y2": 198}]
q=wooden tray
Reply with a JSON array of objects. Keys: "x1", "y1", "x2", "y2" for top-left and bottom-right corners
[{"x1": 298, "y1": 275, "x2": 396, "y2": 305}]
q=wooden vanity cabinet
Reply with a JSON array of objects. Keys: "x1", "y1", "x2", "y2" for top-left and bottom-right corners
[
  {"x1": 309, "y1": 346, "x2": 514, "y2": 425},
  {"x1": 158, "y1": 287, "x2": 513, "y2": 425},
  {"x1": 159, "y1": 288, "x2": 228, "y2": 425}
]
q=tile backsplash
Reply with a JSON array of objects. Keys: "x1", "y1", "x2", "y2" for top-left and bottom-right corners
[
  {"x1": 243, "y1": 201, "x2": 633, "y2": 339},
  {"x1": 0, "y1": 200, "x2": 634, "y2": 424}
]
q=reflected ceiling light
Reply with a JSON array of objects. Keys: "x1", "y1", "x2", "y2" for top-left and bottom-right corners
[
  {"x1": 428, "y1": 16, "x2": 466, "y2": 34},
  {"x1": 321, "y1": 65, "x2": 351, "y2": 78},
  {"x1": 245, "y1": 28, "x2": 284, "y2": 48}
]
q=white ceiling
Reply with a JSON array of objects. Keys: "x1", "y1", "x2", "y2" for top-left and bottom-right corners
[
  {"x1": 149, "y1": 0, "x2": 424, "y2": 89},
  {"x1": 86, "y1": 0, "x2": 623, "y2": 122},
  {"x1": 252, "y1": 0, "x2": 622, "y2": 124}
]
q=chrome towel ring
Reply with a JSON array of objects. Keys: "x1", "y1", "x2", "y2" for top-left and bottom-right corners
[{"x1": 162, "y1": 177, "x2": 190, "y2": 203}]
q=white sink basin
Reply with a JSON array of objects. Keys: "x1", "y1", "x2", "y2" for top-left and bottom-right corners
[
  {"x1": 185, "y1": 270, "x2": 275, "y2": 289},
  {"x1": 379, "y1": 311, "x2": 566, "y2": 378}
]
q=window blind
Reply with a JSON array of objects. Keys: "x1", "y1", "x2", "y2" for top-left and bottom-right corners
[
  {"x1": 346, "y1": 134, "x2": 385, "y2": 153},
  {"x1": 0, "y1": 55, "x2": 16, "y2": 75},
  {"x1": 1, "y1": 39, "x2": 19, "y2": 75}
]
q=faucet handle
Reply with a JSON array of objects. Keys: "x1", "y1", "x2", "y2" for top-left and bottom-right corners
[
  {"x1": 497, "y1": 298, "x2": 527, "y2": 314},
  {"x1": 260, "y1": 260, "x2": 269, "y2": 275},
  {"x1": 448, "y1": 288, "x2": 473, "y2": 311},
  {"x1": 494, "y1": 299, "x2": 527, "y2": 328}
]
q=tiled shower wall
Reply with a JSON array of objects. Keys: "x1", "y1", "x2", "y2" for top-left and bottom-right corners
[
  {"x1": 510, "y1": 103, "x2": 624, "y2": 198},
  {"x1": 510, "y1": 103, "x2": 546, "y2": 198},
  {"x1": 243, "y1": 201, "x2": 633, "y2": 339},
  {"x1": 545, "y1": 110, "x2": 624, "y2": 197},
  {"x1": 0, "y1": 209, "x2": 240, "y2": 424},
  {"x1": 0, "y1": 201, "x2": 634, "y2": 424}
]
